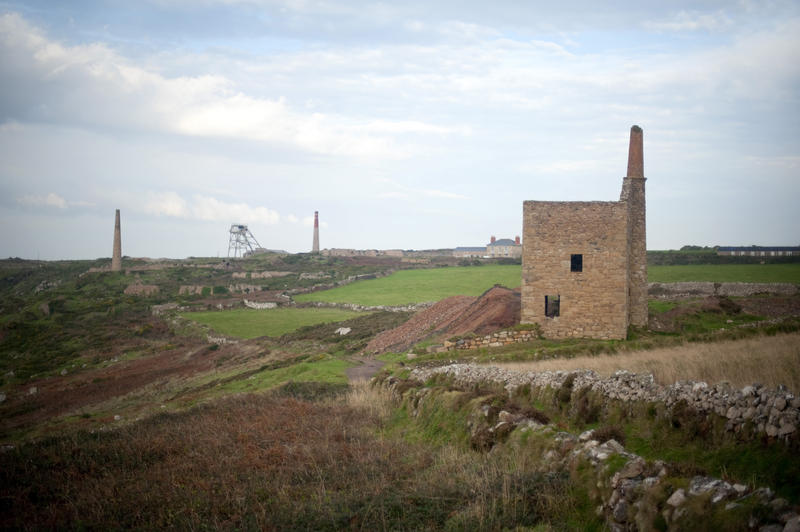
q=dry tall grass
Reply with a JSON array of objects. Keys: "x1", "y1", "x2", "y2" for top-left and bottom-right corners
[
  {"x1": 491, "y1": 332, "x2": 800, "y2": 392},
  {"x1": 345, "y1": 380, "x2": 395, "y2": 422}
]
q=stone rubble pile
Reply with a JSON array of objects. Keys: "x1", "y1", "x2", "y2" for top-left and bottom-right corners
[
  {"x1": 560, "y1": 429, "x2": 799, "y2": 530},
  {"x1": 410, "y1": 364, "x2": 799, "y2": 443}
]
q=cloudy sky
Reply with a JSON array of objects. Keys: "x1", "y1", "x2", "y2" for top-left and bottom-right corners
[{"x1": 1, "y1": 1, "x2": 798, "y2": 259}]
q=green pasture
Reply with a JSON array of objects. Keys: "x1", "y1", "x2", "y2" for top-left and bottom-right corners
[
  {"x1": 181, "y1": 307, "x2": 365, "y2": 339},
  {"x1": 294, "y1": 262, "x2": 799, "y2": 307},
  {"x1": 294, "y1": 265, "x2": 522, "y2": 306},
  {"x1": 648, "y1": 263, "x2": 800, "y2": 284}
]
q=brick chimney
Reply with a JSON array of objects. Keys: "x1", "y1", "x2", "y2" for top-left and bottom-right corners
[
  {"x1": 626, "y1": 125, "x2": 644, "y2": 179},
  {"x1": 622, "y1": 125, "x2": 647, "y2": 328},
  {"x1": 312, "y1": 211, "x2": 320, "y2": 253},
  {"x1": 490, "y1": 235, "x2": 496, "y2": 244},
  {"x1": 111, "y1": 209, "x2": 122, "y2": 272},
  {"x1": 515, "y1": 236, "x2": 520, "y2": 245}
]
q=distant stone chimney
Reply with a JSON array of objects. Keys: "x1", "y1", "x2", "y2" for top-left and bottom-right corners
[
  {"x1": 490, "y1": 235, "x2": 496, "y2": 244},
  {"x1": 111, "y1": 209, "x2": 122, "y2": 272},
  {"x1": 515, "y1": 236, "x2": 520, "y2": 245},
  {"x1": 312, "y1": 211, "x2": 320, "y2": 253}
]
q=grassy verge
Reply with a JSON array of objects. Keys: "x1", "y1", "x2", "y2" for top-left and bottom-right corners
[
  {"x1": 648, "y1": 264, "x2": 800, "y2": 284},
  {"x1": 180, "y1": 307, "x2": 366, "y2": 339},
  {"x1": 294, "y1": 265, "x2": 521, "y2": 305}
]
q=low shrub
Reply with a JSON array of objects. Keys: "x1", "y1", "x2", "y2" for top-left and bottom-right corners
[{"x1": 591, "y1": 425, "x2": 626, "y2": 445}]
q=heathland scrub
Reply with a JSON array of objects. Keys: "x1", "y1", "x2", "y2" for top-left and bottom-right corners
[
  {"x1": 181, "y1": 307, "x2": 366, "y2": 339},
  {"x1": 295, "y1": 265, "x2": 522, "y2": 306}
]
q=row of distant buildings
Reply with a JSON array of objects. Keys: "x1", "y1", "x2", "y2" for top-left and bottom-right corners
[
  {"x1": 717, "y1": 246, "x2": 800, "y2": 257},
  {"x1": 319, "y1": 235, "x2": 523, "y2": 259}
]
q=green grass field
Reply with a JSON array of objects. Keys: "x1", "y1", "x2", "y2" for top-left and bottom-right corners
[
  {"x1": 648, "y1": 264, "x2": 800, "y2": 284},
  {"x1": 181, "y1": 307, "x2": 365, "y2": 339},
  {"x1": 294, "y1": 265, "x2": 522, "y2": 306},
  {"x1": 294, "y1": 263, "x2": 799, "y2": 307}
]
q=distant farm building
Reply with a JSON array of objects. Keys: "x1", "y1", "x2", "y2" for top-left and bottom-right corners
[
  {"x1": 453, "y1": 247, "x2": 486, "y2": 258},
  {"x1": 487, "y1": 236, "x2": 522, "y2": 258},
  {"x1": 453, "y1": 236, "x2": 522, "y2": 258},
  {"x1": 717, "y1": 246, "x2": 800, "y2": 257}
]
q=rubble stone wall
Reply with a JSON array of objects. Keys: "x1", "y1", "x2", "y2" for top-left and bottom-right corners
[
  {"x1": 649, "y1": 282, "x2": 799, "y2": 297},
  {"x1": 410, "y1": 364, "x2": 799, "y2": 444}
]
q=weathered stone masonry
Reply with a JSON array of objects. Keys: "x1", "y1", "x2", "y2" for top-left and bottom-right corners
[{"x1": 522, "y1": 126, "x2": 647, "y2": 339}]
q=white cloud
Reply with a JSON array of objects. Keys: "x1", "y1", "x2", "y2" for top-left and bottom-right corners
[
  {"x1": 16, "y1": 192, "x2": 67, "y2": 209},
  {"x1": 286, "y1": 214, "x2": 299, "y2": 223},
  {"x1": 0, "y1": 13, "x2": 460, "y2": 160},
  {"x1": 144, "y1": 191, "x2": 188, "y2": 217},
  {"x1": 376, "y1": 179, "x2": 469, "y2": 201},
  {"x1": 421, "y1": 188, "x2": 468, "y2": 200},
  {"x1": 144, "y1": 192, "x2": 280, "y2": 225},
  {"x1": 644, "y1": 10, "x2": 733, "y2": 32}
]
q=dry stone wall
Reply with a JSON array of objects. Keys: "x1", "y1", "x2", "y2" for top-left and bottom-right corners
[
  {"x1": 409, "y1": 364, "x2": 799, "y2": 444},
  {"x1": 384, "y1": 375, "x2": 799, "y2": 531},
  {"x1": 649, "y1": 282, "x2": 799, "y2": 298},
  {"x1": 442, "y1": 329, "x2": 537, "y2": 351}
]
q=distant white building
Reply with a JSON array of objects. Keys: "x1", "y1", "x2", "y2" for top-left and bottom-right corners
[
  {"x1": 453, "y1": 236, "x2": 522, "y2": 258},
  {"x1": 486, "y1": 236, "x2": 522, "y2": 258}
]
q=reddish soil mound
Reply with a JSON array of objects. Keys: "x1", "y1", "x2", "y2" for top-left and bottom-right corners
[
  {"x1": 365, "y1": 296, "x2": 475, "y2": 353},
  {"x1": 445, "y1": 285, "x2": 521, "y2": 337},
  {"x1": 365, "y1": 285, "x2": 521, "y2": 354}
]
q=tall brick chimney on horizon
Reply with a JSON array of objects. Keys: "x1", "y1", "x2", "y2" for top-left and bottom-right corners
[
  {"x1": 111, "y1": 209, "x2": 122, "y2": 272},
  {"x1": 490, "y1": 236, "x2": 496, "y2": 244},
  {"x1": 626, "y1": 125, "x2": 644, "y2": 179},
  {"x1": 312, "y1": 211, "x2": 320, "y2": 253},
  {"x1": 515, "y1": 236, "x2": 520, "y2": 245}
]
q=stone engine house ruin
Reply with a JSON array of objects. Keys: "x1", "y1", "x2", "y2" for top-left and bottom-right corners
[{"x1": 521, "y1": 125, "x2": 647, "y2": 339}]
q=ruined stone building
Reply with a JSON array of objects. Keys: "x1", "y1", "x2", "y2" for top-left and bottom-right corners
[{"x1": 521, "y1": 126, "x2": 648, "y2": 339}]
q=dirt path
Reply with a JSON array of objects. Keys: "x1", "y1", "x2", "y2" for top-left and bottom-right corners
[{"x1": 346, "y1": 358, "x2": 385, "y2": 382}]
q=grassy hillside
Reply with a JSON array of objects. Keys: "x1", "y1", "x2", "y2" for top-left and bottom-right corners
[
  {"x1": 295, "y1": 265, "x2": 522, "y2": 306},
  {"x1": 181, "y1": 307, "x2": 367, "y2": 339}
]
